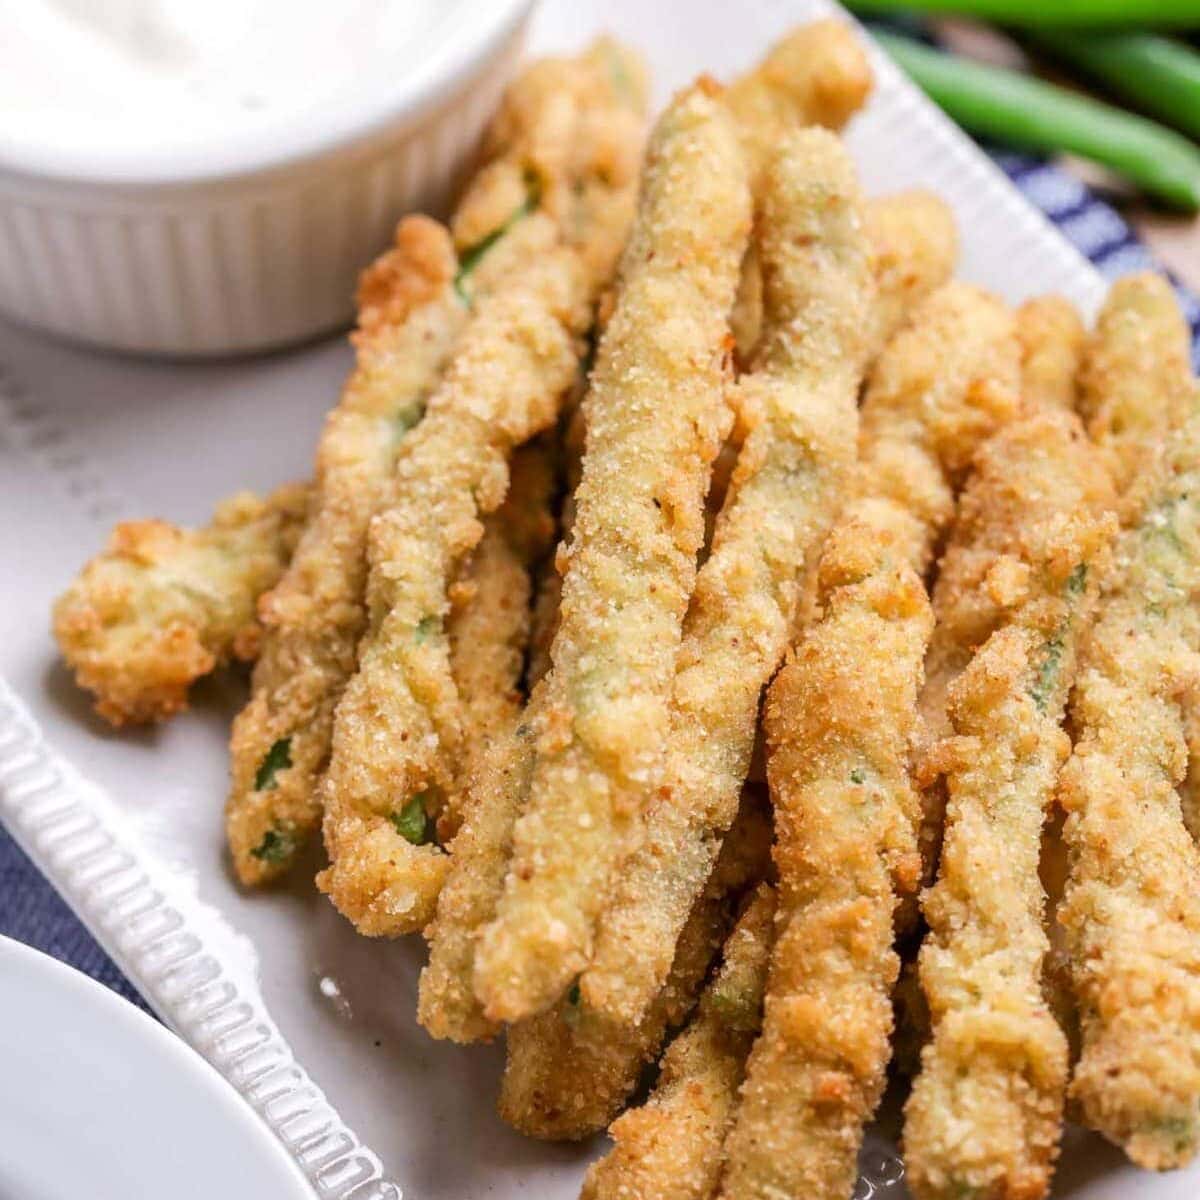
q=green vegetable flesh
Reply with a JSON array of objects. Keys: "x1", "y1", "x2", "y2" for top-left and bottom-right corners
[
  {"x1": 390, "y1": 794, "x2": 432, "y2": 845},
  {"x1": 1029, "y1": 565, "x2": 1088, "y2": 713},
  {"x1": 250, "y1": 827, "x2": 296, "y2": 865},
  {"x1": 874, "y1": 31, "x2": 1200, "y2": 212},
  {"x1": 453, "y1": 175, "x2": 542, "y2": 305},
  {"x1": 254, "y1": 737, "x2": 292, "y2": 792},
  {"x1": 414, "y1": 615, "x2": 438, "y2": 645},
  {"x1": 562, "y1": 981, "x2": 583, "y2": 1027},
  {"x1": 849, "y1": 0, "x2": 1200, "y2": 27},
  {"x1": 1029, "y1": 31, "x2": 1200, "y2": 141},
  {"x1": 393, "y1": 405, "x2": 422, "y2": 441}
]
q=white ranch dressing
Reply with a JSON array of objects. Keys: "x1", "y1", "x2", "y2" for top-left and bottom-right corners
[{"x1": 0, "y1": 0, "x2": 442, "y2": 155}]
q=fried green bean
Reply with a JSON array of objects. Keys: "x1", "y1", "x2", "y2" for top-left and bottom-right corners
[
  {"x1": 497, "y1": 796, "x2": 771, "y2": 1137},
  {"x1": 54, "y1": 482, "x2": 309, "y2": 727},
  {"x1": 473, "y1": 81, "x2": 752, "y2": 1019},
  {"x1": 717, "y1": 518, "x2": 931, "y2": 1200},
  {"x1": 903, "y1": 408, "x2": 1115, "y2": 1200},
  {"x1": 1017, "y1": 295, "x2": 1087, "y2": 412},
  {"x1": 226, "y1": 42, "x2": 646, "y2": 887},
  {"x1": 437, "y1": 442, "x2": 557, "y2": 845},
  {"x1": 1060, "y1": 394, "x2": 1200, "y2": 1170},
  {"x1": 1078, "y1": 271, "x2": 1193, "y2": 525},
  {"x1": 864, "y1": 189, "x2": 959, "y2": 364},
  {"x1": 581, "y1": 885, "x2": 776, "y2": 1200},
  {"x1": 317, "y1": 246, "x2": 592, "y2": 936},
  {"x1": 581, "y1": 127, "x2": 875, "y2": 1026}
]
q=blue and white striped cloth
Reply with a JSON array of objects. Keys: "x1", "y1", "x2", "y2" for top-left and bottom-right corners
[
  {"x1": 996, "y1": 150, "x2": 1200, "y2": 369},
  {"x1": 1, "y1": 151, "x2": 1197, "y2": 1010}
]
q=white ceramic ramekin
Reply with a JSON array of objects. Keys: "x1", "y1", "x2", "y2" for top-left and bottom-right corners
[{"x1": 0, "y1": 1, "x2": 533, "y2": 357}]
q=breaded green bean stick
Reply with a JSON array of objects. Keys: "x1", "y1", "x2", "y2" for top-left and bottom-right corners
[
  {"x1": 582, "y1": 128, "x2": 875, "y2": 1025},
  {"x1": 1017, "y1": 295, "x2": 1087, "y2": 412},
  {"x1": 498, "y1": 797, "x2": 771, "y2": 1135},
  {"x1": 436, "y1": 443, "x2": 556, "y2": 845},
  {"x1": 418, "y1": 449, "x2": 577, "y2": 1043},
  {"x1": 726, "y1": 19, "x2": 872, "y2": 182},
  {"x1": 1059, "y1": 395, "x2": 1200, "y2": 1170},
  {"x1": 588, "y1": 282, "x2": 1017, "y2": 1027},
  {"x1": 226, "y1": 216, "x2": 470, "y2": 886},
  {"x1": 317, "y1": 247, "x2": 592, "y2": 937},
  {"x1": 226, "y1": 44, "x2": 647, "y2": 888},
  {"x1": 473, "y1": 82, "x2": 752, "y2": 1019},
  {"x1": 582, "y1": 886, "x2": 776, "y2": 1200},
  {"x1": 849, "y1": 282, "x2": 1022, "y2": 580},
  {"x1": 717, "y1": 519, "x2": 932, "y2": 1200},
  {"x1": 732, "y1": 189, "x2": 958, "y2": 384},
  {"x1": 726, "y1": 18, "x2": 873, "y2": 365},
  {"x1": 904, "y1": 409, "x2": 1115, "y2": 1200},
  {"x1": 54, "y1": 482, "x2": 309, "y2": 727},
  {"x1": 1078, "y1": 271, "x2": 1192, "y2": 524},
  {"x1": 864, "y1": 189, "x2": 959, "y2": 363}
]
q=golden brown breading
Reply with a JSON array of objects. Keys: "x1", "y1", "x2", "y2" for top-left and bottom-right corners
[
  {"x1": 864, "y1": 190, "x2": 959, "y2": 363},
  {"x1": 582, "y1": 128, "x2": 874, "y2": 1026},
  {"x1": 848, "y1": 282, "x2": 1022, "y2": 581},
  {"x1": 903, "y1": 408, "x2": 1115, "y2": 1200},
  {"x1": 1077, "y1": 272, "x2": 1192, "y2": 525},
  {"x1": 437, "y1": 442, "x2": 557, "y2": 845},
  {"x1": 732, "y1": 190, "x2": 956, "y2": 371},
  {"x1": 1016, "y1": 295, "x2": 1086, "y2": 412},
  {"x1": 726, "y1": 19, "x2": 872, "y2": 184},
  {"x1": 226, "y1": 216, "x2": 468, "y2": 886},
  {"x1": 582, "y1": 885, "x2": 776, "y2": 1200},
  {"x1": 317, "y1": 246, "x2": 593, "y2": 936},
  {"x1": 1181, "y1": 708, "x2": 1200, "y2": 844},
  {"x1": 225, "y1": 42, "x2": 647, "y2": 887},
  {"x1": 53, "y1": 482, "x2": 308, "y2": 727},
  {"x1": 497, "y1": 797, "x2": 771, "y2": 1137},
  {"x1": 473, "y1": 81, "x2": 752, "y2": 1019},
  {"x1": 417, "y1": 447, "x2": 575, "y2": 1043},
  {"x1": 1059, "y1": 394, "x2": 1200, "y2": 1170},
  {"x1": 717, "y1": 519, "x2": 931, "y2": 1200}
]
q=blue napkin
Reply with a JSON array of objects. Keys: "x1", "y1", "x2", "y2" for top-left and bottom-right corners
[{"x1": 2, "y1": 153, "x2": 1197, "y2": 1011}]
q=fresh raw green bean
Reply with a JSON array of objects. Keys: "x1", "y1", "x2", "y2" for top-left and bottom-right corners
[
  {"x1": 1028, "y1": 31, "x2": 1200, "y2": 141},
  {"x1": 849, "y1": 0, "x2": 1200, "y2": 27},
  {"x1": 875, "y1": 32, "x2": 1200, "y2": 211}
]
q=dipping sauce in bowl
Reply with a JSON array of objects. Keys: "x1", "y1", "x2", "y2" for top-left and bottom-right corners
[{"x1": 0, "y1": 0, "x2": 533, "y2": 355}]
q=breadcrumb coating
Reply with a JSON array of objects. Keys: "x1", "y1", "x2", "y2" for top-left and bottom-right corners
[
  {"x1": 726, "y1": 19, "x2": 872, "y2": 183},
  {"x1": 1078, "y1": 272, "x2": 1192, "y2": 526},
  {"x1": 317, "y1": 246, "x2": 592, "y2": 936},
  {"x1": 718, "y1": 518, "x2": 931, "y2": 1200},
  {"x1": 417, "y1": 444, "x2": 574, "y2": 1043},
  {"x1": 474, "y1": 82, "x2": 752, "y2": 1020},
  {"x1": 582, "y1": 885, "x2": 776, "y2": 1200},
  {"x1": 225, "y1": 41, "x2": 646, "y2": 887},
  {"x1": 439, "y1": 442, "x2": 557, "y2": 845},
  {"x1": 226, "y1": 215, "x2": 469, "y2": 886},
  {"x1": 1016, "y1": 295, "x2": 1086, "y2": 413},
  {"x1": 582, "y1": 128, "x2": 874, "y2": 1026},
  {"x1": 498, "y1": 797, "x2": 771, "y2": 1138},
  {"x1": 864, "y1": 190, "x2": 959, "y2": 364},
  {"x1": 54, "y1": 482, "x2": 308, "y2": 726},
  {"x1": 848, "y1": 282, "x2": 1022, "y2": 584},
  {"x1": 904, "y1": 408, "x2": 1115, "y2": 1200},
  {"x1": 1060, "y1": 394, "x2": 1200, "y2": 1170}
]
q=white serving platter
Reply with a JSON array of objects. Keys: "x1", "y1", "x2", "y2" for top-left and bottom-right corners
[
  {"x1": 0, "y1": 1, "x2": 1192, "y2": 1197},
  {"x1": 0, "y1": 936, "x2": 317, "y2": 1200}
]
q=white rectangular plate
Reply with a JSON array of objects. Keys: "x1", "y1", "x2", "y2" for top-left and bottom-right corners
[{"x1": 0, "y1": 2, "x2": 1190, "y2": 1197}]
